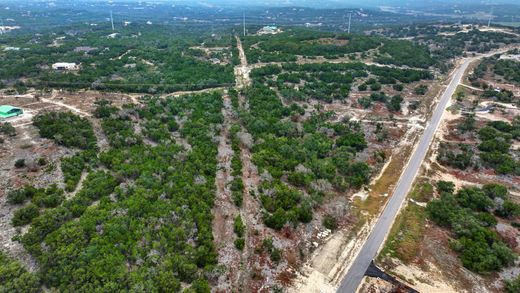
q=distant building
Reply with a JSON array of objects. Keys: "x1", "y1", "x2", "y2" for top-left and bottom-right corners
[
  {"x1": 106, "y1": 33, "x2": 119, "y2": 39},
  {"x1": 52, "y1": 62, "x2": 78, "y2": 70},
  {"x1": 257, "y1": 26, "x2": 281, "y2": 35},
  {"x1": 305, "y1": 23, "x2": 323, "y2": 27},
  {"x1": 74, "y1": 46, "x2": 97, "y2": 53},
  {"x1": 0, "y1": 105, "x2": 23, "y2": 119},
  {"x1": 0, "y1": 25, "x2": 21, "y2": 33}
]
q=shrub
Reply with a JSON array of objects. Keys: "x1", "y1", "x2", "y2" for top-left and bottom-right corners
[
  {"x1": 32, "y1": 185, "x2": 65, "y2": 208},
  {"x1": 14, "y1": 159, "x2": 25, "y2": 168},
  {"x1": 414, "y1": 85, "x2": 428, "y2": 95},
  {"x1": 232, "y1": 191, "x2": 243, "y2": 207},
  {"x1": 506, "y1": 275, "x2": 520, "y2": 293},
  {"x1": 233, "y1": 215, "x2": 245, "y2": 238},
  {"x1": 0, "y1": 252, "x2": 41, "y2": 292},
  {"x1": 33, "y1": 111, "x2": 97, "y2": 150},
  {"x1": 37, "y1": 157, "x2": 47, "y2": 166},
  {"x1": 427, "y1": 183, "x2": 518, "y2": 273},
  {"x1": 0, "y1": 122, "x2": 16, "y2": 136},
  {"x1": 234, "y1": 238, "x2": 245, "y2": 250},
  {"x1": 436, "y1": 181, "x2": 455, "y2": 194},
  {"x1": 393, "y1": 83, "x2": 404, "y2": 91},
  {"x1": 262, "y1": 238, "x2": 282, "y2": 263},
  {"x1": 370, "y1": 82, "x2": 382, "y2": 91},
  {"x1": 12, "y1": 204, "x2": 40, "y2": 226},
  {"x1": 264, "y1": 208, "x2": 287, "y2": 230},
  {"x1": 7, "y1": 190, "x2": 28, "y2": 205},
  {"x1": 386, "y1": 95, "x2": 403, "y2": 112},
  {"x1": 323, "y1": 214, "x2": 338, "y2": 230}
]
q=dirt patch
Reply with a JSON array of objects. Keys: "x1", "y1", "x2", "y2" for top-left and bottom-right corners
[{"x1": 212, "y1": 94, "x2": 242, "y2": 291}]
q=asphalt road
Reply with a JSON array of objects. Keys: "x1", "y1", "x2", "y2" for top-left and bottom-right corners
[{"x1": 337, "y1": 58, "x2": 472, "y2": 293}]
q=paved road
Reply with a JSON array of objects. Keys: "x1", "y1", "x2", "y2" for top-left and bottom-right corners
[{"x1": 337, "y1": 58, "x2": 472, "y2": 293}]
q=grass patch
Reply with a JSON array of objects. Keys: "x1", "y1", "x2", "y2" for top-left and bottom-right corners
[
  {"x1": 380, "y1": 182, "x2": 431, "y2": 263},
  {"x1": 411, "y1": 181, "x2": 433, "y2": 202},
  {"x1": 356, "y1": 143, "x2": 414, "y2": 215}
]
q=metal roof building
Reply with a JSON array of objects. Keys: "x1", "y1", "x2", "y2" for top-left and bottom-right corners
[{"x1": 0, "y1": 105, "x2": 23, "y2": 119}]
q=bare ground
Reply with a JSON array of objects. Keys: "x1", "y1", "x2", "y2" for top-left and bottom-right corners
[{"x1": 212, "y1": 94, "x2": 242, "y2": 291}]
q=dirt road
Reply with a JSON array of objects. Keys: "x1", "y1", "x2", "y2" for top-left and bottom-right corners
[{"x1": 234, "y1": 36, "x2": 251, "y2": 89}]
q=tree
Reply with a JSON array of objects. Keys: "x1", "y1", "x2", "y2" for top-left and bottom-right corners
[
  {"x1": 427, "y1": 192, "x2": 460, "y2": 227},
  {"x1": 386, "y1": 95, "x2": 403, "y2": 112},
  {"x1": 436, "y1": 181, "x2": 455, "y2": 194},
  {"x1": 456, "y1": 187, "x2": 494, "y2": 212},
  {"x1": 33, "y1": 111, "x2": 97, "y2": 150},
  {"x1": 370, "y1": 82, "x2": 382, "y2": 91}
]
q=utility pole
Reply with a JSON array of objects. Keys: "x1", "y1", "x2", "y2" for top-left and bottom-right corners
[
  {"x1": 110, "y1": 11, "x2": 115, "y2": 31},
  {"x1": 347, "y1": 13, "x2": 352, "y2": 34},
  {"x1": 487, "y1": 6, "x2": 493, "y2": 28},
  {"x1": 243, "y1": 11, "x2": 246, "y2": 37}
]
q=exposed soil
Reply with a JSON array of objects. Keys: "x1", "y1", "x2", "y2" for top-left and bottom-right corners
[{"x1": 212, "y1": 94, "x2": 242, "y2": 292}]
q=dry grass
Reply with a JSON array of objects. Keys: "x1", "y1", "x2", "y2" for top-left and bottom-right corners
[
  {"x1": 379, "y1": 182, "x2": 432, "y2": 264},
  {"x1": 355, "y1": 142, "x2": 415, "y2": 215}
]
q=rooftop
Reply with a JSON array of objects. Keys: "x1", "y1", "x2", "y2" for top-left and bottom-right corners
[{"x1": 0, "y1": 105, "x2": 20, "y2": 113}]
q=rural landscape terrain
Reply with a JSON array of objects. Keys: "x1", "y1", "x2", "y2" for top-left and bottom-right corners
[{"x1": 0, "y1": 0, "x2": 519, "y2": 292}]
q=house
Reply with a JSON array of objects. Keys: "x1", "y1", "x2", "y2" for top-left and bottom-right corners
[
  {"x1": 52, "y1": 62, "x2": 78, "y2": 70},
  {"x1": 0, "y1": 105, "x2": 23, "y2": 119},
  {"x1": 106, "y1": 33, "x2": 119, "y2": 39}
]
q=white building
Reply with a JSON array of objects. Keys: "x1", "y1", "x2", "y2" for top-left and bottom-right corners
[
  {"x1": 52, "y1": 62, "x2": 78, "y2": 70},
  {"x1": 257, "y1": 26, "x2": 281, "y2": 35}
]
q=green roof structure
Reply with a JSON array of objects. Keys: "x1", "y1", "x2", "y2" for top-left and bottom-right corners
[{"x1": 0, "y1": 105, "x2": 23, "y2": 119}]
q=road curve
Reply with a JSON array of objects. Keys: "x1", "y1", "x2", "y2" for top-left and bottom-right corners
[{"x1": 337, "y1": 58, "x2": 472, "y2": 293}]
